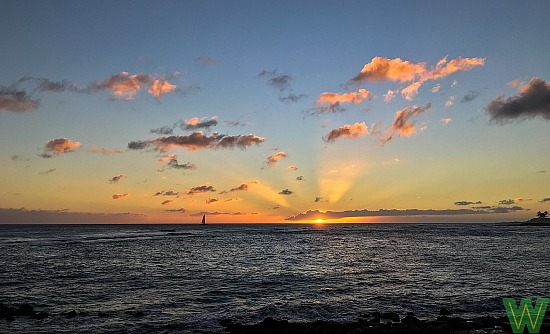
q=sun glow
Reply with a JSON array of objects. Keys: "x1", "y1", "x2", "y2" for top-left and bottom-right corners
[{"x1": 316, "y1": 218, "x2": 323, "y2": 223}]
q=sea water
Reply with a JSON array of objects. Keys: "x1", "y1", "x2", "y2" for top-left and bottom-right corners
[{"x1": 1, "y1": 223, "x2": 549, "y2": 333}]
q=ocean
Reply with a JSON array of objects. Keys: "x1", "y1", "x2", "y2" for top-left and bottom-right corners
[{"x1": 1, "y1": 223, "x2": 548, "y2": 333}]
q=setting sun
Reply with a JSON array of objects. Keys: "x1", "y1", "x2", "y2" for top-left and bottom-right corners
[{"x1": 316, "y1": 218, "x2": 324, "y2": 223}]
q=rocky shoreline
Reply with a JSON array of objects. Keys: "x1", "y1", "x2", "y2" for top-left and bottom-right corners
[
  {"x1": 4, "y1": 302, "x2": 550, "y2": 333},
  {"x1": 220, "y1": 309, "x2": 550, "y2": 334}
]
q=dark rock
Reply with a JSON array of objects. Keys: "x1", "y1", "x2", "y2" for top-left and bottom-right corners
[
  {"x1": 381, "y1": 311, "x2": 400, "y2": 322},
  {"x1": 18, "y1": 303, "x2": 34, "y2": 316},
  {"x1": 30, "y1": 311, "x2": 48, "y2": 320},
  {"x1": 439, "y1": 307, "x2": 451, "y2": 316},
  {"x1": 98, "y1": 311, "x2": 109, "y2": 318},
  {"x1": 402, "y1": 314, "x2": 421, "y2": 324},
  {"x1": 131, "y1": 311, "x2": 145, "y2": 318},
  {"x1": 62, "y1": 310, "x2": 79, "y2": 319}
]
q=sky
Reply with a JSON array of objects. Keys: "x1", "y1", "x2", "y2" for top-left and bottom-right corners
[{"x1": 1, "y1": 0, "x2": 549, "y2": 224}]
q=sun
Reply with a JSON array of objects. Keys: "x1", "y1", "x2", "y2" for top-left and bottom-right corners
[{"x1": 316, "y1": 218, "x2": 323, "y2": 223}]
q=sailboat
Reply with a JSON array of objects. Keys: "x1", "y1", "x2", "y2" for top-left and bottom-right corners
[{"x1": 201, "y1": 214, "x2": 206, "y2": 225}]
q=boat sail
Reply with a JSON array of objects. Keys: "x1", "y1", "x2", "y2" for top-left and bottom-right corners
[{"x1": 201, "y1": 215, "x2": 206, "y2": 225}]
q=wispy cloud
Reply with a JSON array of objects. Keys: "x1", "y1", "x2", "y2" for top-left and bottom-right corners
[
  {"x1": 267, "y1": 151, "x2": 287, "y2": 167},
  {"x1": 454, "y1": 200, "x2": 482, "y2": 206},
  {"x1": 128, "y1": 131, "x2": 265, "y2": 152},
  {"x1": 539, "y1": 198, "x2": 550, "y2": 203},
  {"x1": 161, "y1": 200, "x2": 173, "y2": 205},
  {"x1": 323, "y1": 122, "x2": 369, "y2": 143},
  {"x1": 382, "y1": 103, "x2": 432, "y2": 143},
  {"x1": 222, "y1": 181, "x2": 258, "y2": 193},
  {"x1": 498, "y1": 199, "x2": 515, "y2": 205},
  {"x1": 279, "y1": 93, "x2": 307, "y2": 103},
  {"x1": 86, "y1": 147, "x2": 126, "y2": 155},
  {"x1": 461, "y1": 90, "x2": 480, "y2": 102},
  {"x1": 441, "y1": 118, "x2": 453, "y2": 125},
  {"x1": 383, "y1": 90, "x2": 396, "y2": 103},
  {"x1": 259, "y1": 69, "x2": 293, "y2": 91},
  {"x1": 109, "y1": 174, "x2": 127, "y2": 183},
  {"x1": 288, "y1": 165, "x2": 298, "y2": 171},
  {"x1": 196, "y1": 55, "x2": 217, "y2": 65},
  {"x1": 112, "y1": 193, "x2": 129, "y2": 200},
  {"x1": 486, "y1": 77, "x2": 550, "y2": 123},
  {"x1": 40, "y1": 138, "x2": 81, "y2": 158},
  {"x1": 164, "y1": 208, "x2": 186, "y2": 213}
]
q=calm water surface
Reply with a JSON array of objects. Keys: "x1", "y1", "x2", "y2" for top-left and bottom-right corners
[{"x1": 1, "y1": 223, "x2": 548, "y2": 333}]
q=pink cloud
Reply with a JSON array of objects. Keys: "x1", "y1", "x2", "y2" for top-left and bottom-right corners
[
  {"x1": 323, "y1": 122, "x2": 369, "y2": 143},
  {"x1": 267, "y1": 151, "x2": 287, "y2": 167}
]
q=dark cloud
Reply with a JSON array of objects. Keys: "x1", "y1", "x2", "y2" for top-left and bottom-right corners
[
  {"x1": 0, "y1": 207, "x2": 147, "y2": 224},
  {"x1": 486, "y1": 77, "x2": 550, "y2": 123},
  {"x1": 161, "y1": 200, "x2": 173, "y2": 205},
  {"x1": 109, "y1": 174, "x2": 127, "y2": 183},
  {"x1": 310, "y1": 103, "x2": 347, "y2": 114},
  {"x1": 539, "y1": 198, "x2": 550, "y2": 203},
  {"x1": 164, "y1": 208, "x2": 186, "y2": 213},
  {"x1": 186, "y1": 185, "x2": 216, "y2": 195},
  {"x1": 189, "y1": 211, "x2": 257, "y2": 217},
  {"x1": 279, "y1": 93, "x2": 307, "y2": 103},
  {"x1": 205, "y1": 198, "x2": 220, "y2": 204},
  {"x1": 498, "y1": 199, "x2": 515, "y2": 205},
  {"x1": 296, "y1": 176, "x2": 305, "y2": 181},
  {"x1": 314, "y1": 196, "x2": 324, "y2": 203},
  {"x1": 259, "y1": 69, "x2": 293, "y2": 91},
  {"x1": 128, "y1": 132, "x2": 265, "y2": 152},
  {"x1": 279, "y1": 189, "x2": 293, "y2": 195},
  {"x1": 167, "y1": 158, "x2": 196, "y2": 170},
  {"x1": 181, "y1": 117, "x2": 218, "y2": 131},
  {"x1": 150, "y1": 126, "x2": 174, "y2": 135},
  {"x1": 454, "y1": 201, "x2": 482, "y2": 206},
  {"x1": 128, "y1": 140, "x2": 149, "y2": 150},
  {"x1": 487, "y1": 206, "x2": 524, "y2": 213},
  {"x1": 226, "y1": 181, "x2": 258, "y2": 193},
  {"x1": 154, "y1": 190, "x2": 180, "y2": 196},
  {"x1": 461, "y1": 90, "x2": 480, "y2": 102},
  {"x1": 0, "y1": 87, "x2": 38, "y2": 112}
]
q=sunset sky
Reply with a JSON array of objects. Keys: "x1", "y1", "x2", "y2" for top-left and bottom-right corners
[{"x1": 1, "y1": 1, "x2": 549, "y2": 223}]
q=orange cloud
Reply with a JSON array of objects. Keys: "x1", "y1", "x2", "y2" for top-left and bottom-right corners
[
  {"x1": 351, "y1": 56, "x2": 485, "y2": 101},
  {"x1": 148, "y1": 79, "x2": 176, "y2": 100},
  {"x1": 382, "y1": 103, "x2": 432, "y2": 143},
  {"x1": 90, "y1": 72, "x2": 177, "y2": 100},
  {"x1": 112, "y1": 193, "x2": 129, "y2": 200},
  {"x1": 41, "y1": 138, "x2": 81, "y2": 158},
  {"x1": 267, "y1": 151, "x2": 287, "y2": 167},
  {"x1": 323, "y1": 122, "x2": 368, "y2": 143},
  {"x1": 352, "y1": 57, "x2": 425, "y2": 83},
  {"x1": 401, "y1": 82, "x2": 422, "y2": 101},
  {"x1": 288, "y1": 165, "x2": 298, "y2": 170},
  {"x1": 317, "y1": 89, "x2": 371, "y2": 105}
]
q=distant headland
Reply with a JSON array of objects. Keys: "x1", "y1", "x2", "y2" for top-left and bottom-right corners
[{"x1": 503, "y1": 211, "x2": 550, "y2": 226}]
